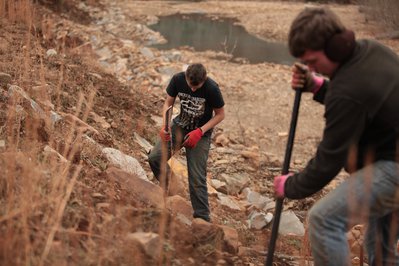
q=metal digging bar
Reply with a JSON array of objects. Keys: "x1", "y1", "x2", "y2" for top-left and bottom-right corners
[
  {"x1": 265, "y1": 90, "x2": 302, "y2": 266},
  {"x1": 164, "y1": 105, "x2": 173, "y2": 134},
  {"x1": 160, "y1": 105, "x2": 173, "y2": 191}
]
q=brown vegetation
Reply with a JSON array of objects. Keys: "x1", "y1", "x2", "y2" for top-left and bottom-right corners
[{"x1": 0, "y1": 0, "x2": 157, "y2": 265}]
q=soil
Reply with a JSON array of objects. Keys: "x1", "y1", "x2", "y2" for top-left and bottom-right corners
[{"x1": 1, "y1": 0, "x2": 398, "y2": 265}]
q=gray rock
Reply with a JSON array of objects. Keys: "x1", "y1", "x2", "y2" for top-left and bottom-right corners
[
  {"x1": 248, "y1": 211, "x2": 273, "y2": 230},
  {"x1": 134, "y1": 133, "x2": 153, "y2": 154},
  {"x1": 46, "y1": 49, "x2": 57, "y2": 57},
  {"x1": 140, "y1": 47, "x2": 154, "y2": 59},
  {"x1": 278, "y1": 210, "x2": 305, "y2": 236},
  {"x1": 102, "y1": 147, "x2": 148, "y2": 181},
  {"x1": 0, "y1": 72, "x2": 11, "y2": 87},
  {"x1": 126, "y1": 232, "x2": 161, "y2": 260}
]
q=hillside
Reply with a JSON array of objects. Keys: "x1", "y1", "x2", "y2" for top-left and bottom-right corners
[{"x1": 1, "y1": 0, "x2": 398, "y2": 265}]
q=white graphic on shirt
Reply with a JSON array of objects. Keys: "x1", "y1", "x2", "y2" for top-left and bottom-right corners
[{"x1": 177, "y1": 92, "x2": 205, "y2": 130}]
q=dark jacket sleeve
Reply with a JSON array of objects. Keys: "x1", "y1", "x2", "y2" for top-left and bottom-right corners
[{"x1": 284, "y1": 96, "x2": 368, "y2": 199}]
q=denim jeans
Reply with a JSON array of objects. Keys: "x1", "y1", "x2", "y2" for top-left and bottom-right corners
[
  {"x1": 148, "y1": 123, "x2": 211, "y2": 222},
  {"x1": 307, "y1": 161, "x2": 399, "y2": 266}
]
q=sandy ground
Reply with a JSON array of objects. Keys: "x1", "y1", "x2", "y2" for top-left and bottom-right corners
[{"x1": 118, "y1": 0, "x2": 398, "y2": 165}]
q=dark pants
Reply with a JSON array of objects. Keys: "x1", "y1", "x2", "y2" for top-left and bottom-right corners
[{"x1": 148, "y1": 123, "x2": 211, "y2": 222}]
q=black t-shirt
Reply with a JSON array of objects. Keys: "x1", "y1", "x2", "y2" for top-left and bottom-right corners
[{"x1": 166, "y1": 72, "x2": 225, "y2": 131}]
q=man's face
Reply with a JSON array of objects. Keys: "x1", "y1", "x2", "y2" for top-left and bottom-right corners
[
  {"x1": 186, "y1": 77, "x2": 205, "y2": 92},
  {"x1": 300, "y1": 49, "x2": 339, "y2": 78}
]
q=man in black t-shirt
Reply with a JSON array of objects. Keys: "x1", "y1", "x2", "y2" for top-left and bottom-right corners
[{"x1": 148, "y1": 63, "x2": 225, "y2": 222}]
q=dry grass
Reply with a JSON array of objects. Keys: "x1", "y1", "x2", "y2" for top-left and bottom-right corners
[
  {"x1": 1, "y1": 71, "x2": 95, "y2": 265},
  {"x1": 0, "y1": 0, "x2": 150, "y2": 265},
  {"x1": 0, "y1": 0, "x2": 33, "y2": 24}
]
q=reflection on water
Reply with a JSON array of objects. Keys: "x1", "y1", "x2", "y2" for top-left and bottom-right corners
[{"x1": 148, "y1": 13, "x2": 295, "y2": 65}]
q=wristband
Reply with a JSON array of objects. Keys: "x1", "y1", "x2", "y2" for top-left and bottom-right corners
[{"x1": 312, "y1": 75, "x2": 325, "y2": 94}]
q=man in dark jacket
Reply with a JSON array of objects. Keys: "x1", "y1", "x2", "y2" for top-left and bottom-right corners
[
  {"x1": 148, "y1": 63, "x2": 225, "y2": 222},
  {"x1": 274, "y1": 7, "x2": 399, "y2": 265}
]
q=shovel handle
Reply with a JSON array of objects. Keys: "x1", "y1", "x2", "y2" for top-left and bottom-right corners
[
  {"x1": 164, "y1": 105, "x2": 173, "y2": 133},
  {"x1": 265, "y1": 90, "x2": 302, "y2": 266}
]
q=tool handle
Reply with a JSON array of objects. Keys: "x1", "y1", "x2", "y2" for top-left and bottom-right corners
[
  {"x1": 164, "y1": 106, "x2": 173, "y2": 133},
  {"x1": 265, "y1": 90, "x2": 302, "y2": 266},
  {"x1": 282, "y1": 90, "x2": 301, "y2": 174}
]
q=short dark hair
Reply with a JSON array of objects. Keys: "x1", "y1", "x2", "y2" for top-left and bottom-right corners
[
  {"x1": 185, "y1": 63, "x2": 207, "y2": 86},
  {"x1": 288, "y1": 7, "x2": 346, "y2": 58}
]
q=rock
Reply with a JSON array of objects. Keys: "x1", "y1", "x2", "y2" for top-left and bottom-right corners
[
  {"x1": 43, "y1": 145, "x2": 68, "y2": 164},
  {"x1": 157, "y1": 65, "x2": 179, "y2": 76},
  {"x1": 219, "y1": 173, "x2": 251, "y2": 195},
  {"x1": 218, "y1": 225, "x2": 240, "y2": 254},
  {"x1": 102, "y1": 147, "x2": 148, "y2": 181},
  {"x1": 0, "y1": 72, "x2": 11, "y2": 87},
  {"x1": 278, "y1": 132, "x2": 288, "y2": 137},
  {"x1": 162, "y1": 51, "x2": 182, "y2": 62},
  {"x1": 90, "y1": 111, "x2": 111, "y2": 129},
  {"x1": 192, "y1": 218, "x2": 224, "y2": 247},
  {"x1": 279, "y1": 210, "x2": 305, "y2": 236},
  {"x1": 214, "y1": 133, "x2": 230, "y2": 147},
  {"x1": 164, "y1": 157, "x2": 188, "y2": 196},
  {"x1": 140, "y1": 47, "x2": 154, "y2": 59},
  {"x1": 217, "y1": 193, "x2": 242, "y2": 211},
  {"x1": 46, "y1": 48, "x2": 57, "y2": 57},
  {"x1": 213, "y1": 159, "x2": 230, "y2": 166},
  {"x1": 126, "y1": 232, "x2": 161, "y2": 260},
  {"x1": 248, "y1": 211, "x2": 273, "y2": 230},
  {"x1": 209, "y1": 179, "x2": 227, "y2": 194},
  {"x1": 241, "y1": 188, "x2": 274, "y2": 210},
  {"x1": 134, "y1": 133, "x2": 153, "y2": 154},
  {"x1": 241, "y1": 150, "x2": 259, "y2": 161},
  {"x1": 105, "y1": 167, "x2": 164, "y2": 208},
  {"x1": 8, "y1": 84, "x2": 30, "y2": 100},
  {"x1": 96, "y1": 46, "x2": 112, "y2": 61},
  {"x1": 166, "y1": 195, "x2": 193, "y2": 219},
  {"x1": 88, "y1": 72, "x2": 102, "y2": 80},
  {"x1": 91, "y1": 192, "x2": 106, "y2": 199}
]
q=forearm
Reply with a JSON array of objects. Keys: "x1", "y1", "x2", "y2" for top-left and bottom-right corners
[
  {"x1": 200, "y1": 111, "x2": 225, "y2": 133},
  {"x1": 162, "y1": 95, "x2": 175, "y2": 127},
  {"x1": 285, "y1": 158, "x2": 342, "y2": 199},
  {"x1": 285, "y1": 98, "x2": 367, "y2": 199}
]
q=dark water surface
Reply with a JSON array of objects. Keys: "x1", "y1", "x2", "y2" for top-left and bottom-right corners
[{"x1": 148, "y1": 13, "x2": 295, "y2": 65}]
